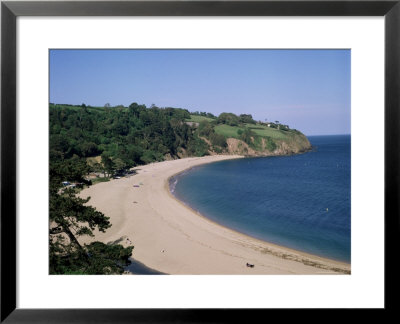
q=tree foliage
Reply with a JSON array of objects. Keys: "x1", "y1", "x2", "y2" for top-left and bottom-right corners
[
  {"x1": 50, "y1": 103, "x2": 199, "y2": 173},
  {"x1": 239, "y1": 128, "x2": 256, "y2": 145},
  {"x1": 197, "y1": 120, "x2": 227, "y2": 150},
  {"x1": 239, "y1": 114, "x2": 256, "y2": 124},
  {"x1": 49, "y1": 164, "x2": 134, "y2": 274},
  {"x1": 49, "y1": 183, "x2": 134, "y2": 274},
  {"x1": 217, "y1": 112, "x2": 240, "y2": 126}
]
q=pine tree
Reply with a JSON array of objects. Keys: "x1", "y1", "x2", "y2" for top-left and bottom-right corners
[{"x1": 49, "y1": 159, "x2": 133, "y2": 274}]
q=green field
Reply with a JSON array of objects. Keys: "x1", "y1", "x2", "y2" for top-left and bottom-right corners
[
  {"x1": 186, "y1": 115, "x2": 215, "y2": 123},
  {"x1": 213, "y1": 124, "x2": 242, "y2": 138},
  {"x1": 214, "y1": 123, "x2": 291, "y2": 140}
]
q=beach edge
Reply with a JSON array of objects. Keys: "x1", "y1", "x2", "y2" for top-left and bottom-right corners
[{"x1": 164, "y1": 155, "x2": 351, "y2": 274}]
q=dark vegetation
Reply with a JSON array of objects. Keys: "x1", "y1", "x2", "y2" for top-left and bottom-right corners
[
  {"x1": 50, "y1": 102, "x2": 220, "y2": 169},
  {"x1": 190, "y1": 111, "x2": 216, "y2": 119}
]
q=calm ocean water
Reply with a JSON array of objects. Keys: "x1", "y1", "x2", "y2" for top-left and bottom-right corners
[{"x1": 170, "y1": 135, "x2": 351, "y2": 263}]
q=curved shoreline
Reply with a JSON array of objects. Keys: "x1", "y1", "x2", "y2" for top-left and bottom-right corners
[
  {"x1": 79, "y1": 155, "x2": 350, "y2": 274},
  {"x1": 166, "y1": 162, "x2": 350, "y2": 274}
]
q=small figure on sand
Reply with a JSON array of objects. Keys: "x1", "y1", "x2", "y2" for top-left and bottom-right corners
[{"x1": 246, "y1": 263, "x2": 254, "y2": 268}]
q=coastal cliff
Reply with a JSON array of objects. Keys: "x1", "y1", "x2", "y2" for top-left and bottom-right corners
[
  {"x1": 224, "y1": 132, "x2": 311, "y2": 157},
  {"x1": 182, "y1": 114, "x2": 312, "y2": 158}
]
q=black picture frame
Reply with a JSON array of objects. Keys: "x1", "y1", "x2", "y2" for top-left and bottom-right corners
[{"x1": 1, "y1": 0, "x2": 399, "y2": 322}]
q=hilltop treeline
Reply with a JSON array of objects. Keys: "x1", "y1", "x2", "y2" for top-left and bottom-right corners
[
  {"x1": 50, "y1": 103, "x2": 221, "y2": 174},
  {"x1": 50, "y1": 103, "x2": 306, "y2": 178}
]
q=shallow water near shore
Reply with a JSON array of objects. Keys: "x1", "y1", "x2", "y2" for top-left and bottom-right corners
[{"x1": 170, "y1": 135, "x2": 351, "y2": 263}]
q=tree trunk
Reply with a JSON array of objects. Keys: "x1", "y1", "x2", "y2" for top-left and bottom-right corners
[{"x1": 61, "y1": 224, "x2": 89, "y2": 260}]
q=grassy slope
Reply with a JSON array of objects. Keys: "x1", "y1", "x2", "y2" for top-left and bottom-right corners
[
  {"x1": 211, "y1": 121, "x2": 310, "y2": 155},
  {"x1": 214, "y1": 123, "x2": 292, "y2": 140},
  {"x1": 185, "y1": 115, "x2": 215, "y2": 123}
]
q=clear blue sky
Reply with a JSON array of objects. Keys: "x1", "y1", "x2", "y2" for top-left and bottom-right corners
[{"x1": 50, "y1": 49, "x2": 350, "y2": 135}]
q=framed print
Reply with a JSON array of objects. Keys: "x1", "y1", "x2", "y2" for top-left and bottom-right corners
[{"x1": 1, "y1": 0, "x2": 399, "y2": 322}]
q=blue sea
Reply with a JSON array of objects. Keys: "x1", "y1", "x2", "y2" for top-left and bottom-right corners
[{"x1": 170, "y1": 135, "x2": 351, "y2": 263}]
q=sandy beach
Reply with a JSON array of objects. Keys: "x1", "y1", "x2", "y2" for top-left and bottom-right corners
[{"x1": 79, "y1": 155, "x2": 351, "y2": 274}]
